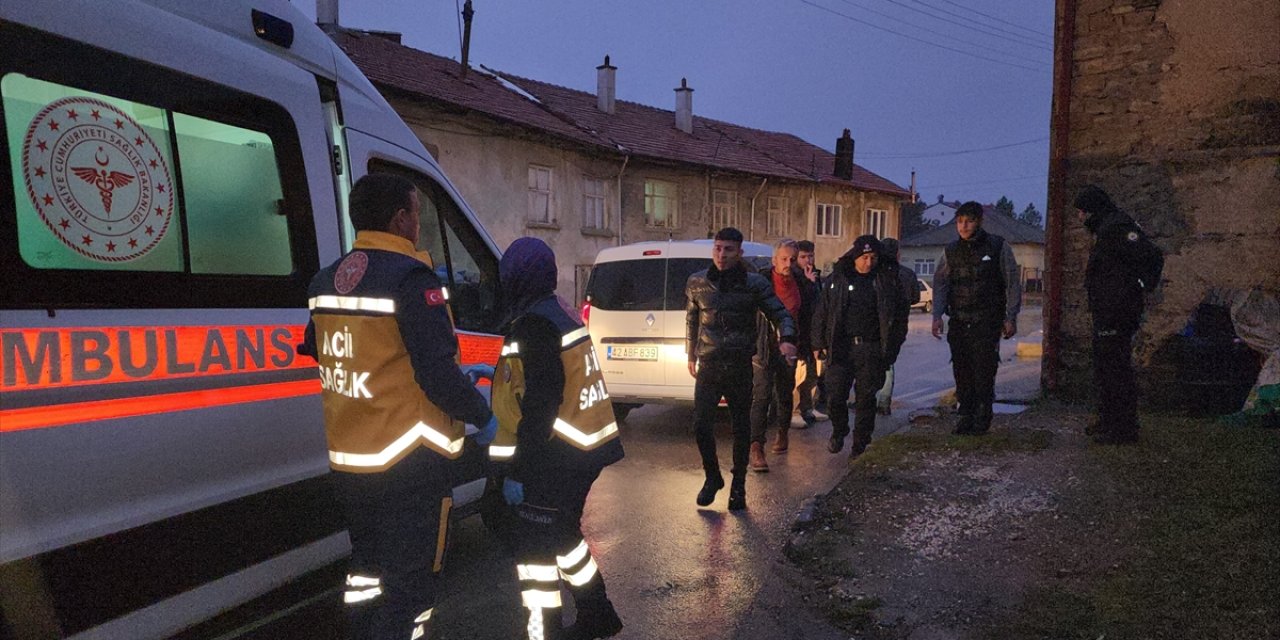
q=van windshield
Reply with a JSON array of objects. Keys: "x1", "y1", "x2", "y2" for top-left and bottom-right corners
[{"x1": 588, "y1": 256, "x2": 771, "y2": 311}]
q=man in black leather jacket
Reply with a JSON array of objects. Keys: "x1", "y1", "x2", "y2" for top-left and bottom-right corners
[
  {"x1": 811, "y1": 235, "x2": 908, "y2": 457},
  {"x1": 685, "y1": 227, "x2": 797, "y2": 511},
  {"x1": 1075, "y1": 185, "x2": 1163, "y2": 445}
]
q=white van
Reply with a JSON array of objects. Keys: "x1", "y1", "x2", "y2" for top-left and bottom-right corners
[
  {"x1": 0, "y1": 2, "x2": 504, "y2": 638},
  {"x1": 583, "y1": 240, "x2": 773, "y2": 419}
]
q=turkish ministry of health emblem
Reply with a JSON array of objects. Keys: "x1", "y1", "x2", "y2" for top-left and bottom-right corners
[{"x1": 21, "y1": 97, "x2": 174, "y2": 262}]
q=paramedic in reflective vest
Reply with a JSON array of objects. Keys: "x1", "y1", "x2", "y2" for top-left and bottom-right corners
[
  {"x1": 302, "y1": 173, "x2": 498, "y2": 640},
  {"x1": 485, "y1": 238, "x2": 625, "y2": 640},
  {"x1": 930, "y1": 201, "x2": 1021, "y2": 435}
]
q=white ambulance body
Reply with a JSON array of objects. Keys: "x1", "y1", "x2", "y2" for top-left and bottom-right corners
[{"x1": 0, "y1": 1, "x2": 503, "y2": 637}]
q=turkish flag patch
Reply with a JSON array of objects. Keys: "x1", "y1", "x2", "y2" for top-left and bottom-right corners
[{"x1": 424, "y1": 288, "x2": 446, "y2": 306}]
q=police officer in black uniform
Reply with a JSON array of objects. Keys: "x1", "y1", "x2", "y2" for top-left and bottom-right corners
[
  {"x1": 931, "y1": 202, "x2": 1021, "y2": 435},
  {"x1": 302, "y1": 173, "x2": 497, "y2": 640},
  {"x1": 811, "y1": 235, "x2": 908, "y2": 457},
  {"x1": 1074, "y1": 185, "x2": 1163, "y2": 444}
]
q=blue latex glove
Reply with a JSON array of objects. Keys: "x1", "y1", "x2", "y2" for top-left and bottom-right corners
[
  {"x1": 502, "y1": 478, "x2": 524, "y2": 506},
  {"x1": 475, "y1": 414, "x2": 498, "y2": 445},
  {"x1": 463, "y1": 363, "x2": 496, "y2": 385}
]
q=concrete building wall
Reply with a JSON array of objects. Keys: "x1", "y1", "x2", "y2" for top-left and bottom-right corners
[{"x1": 1056, "y1": 0, "x2": 1280, "y2": 403}]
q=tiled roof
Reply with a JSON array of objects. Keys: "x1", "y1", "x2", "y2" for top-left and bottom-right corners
[
  {"x1": 902, "y1": 209, "x2": 1046, "y2": 246},
  {"x1": 333, "y1": 30, "x2": 907, "y2": 196}
]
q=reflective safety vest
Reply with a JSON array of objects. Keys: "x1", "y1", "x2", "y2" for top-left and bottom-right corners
[
  {"x1": 489, "y1": 325, "x2": 619, "y2": 461},
  {"x1": 309, "y1": 234, "x2": 466, "y2": 473}
]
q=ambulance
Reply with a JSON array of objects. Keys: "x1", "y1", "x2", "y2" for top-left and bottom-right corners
[{"x1": 0, "y1": 1, "x2": 504, "y2": 637}]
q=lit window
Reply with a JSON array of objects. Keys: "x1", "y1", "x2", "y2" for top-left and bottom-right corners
[
  {"x1": 527, "y1": 165, "x2": 553, "y2": 223},
  {"x1": 644, "y1": 179, "x2": 679, "y2": 228},
  {"x1": 914, "y1": 258, "x2": 936, "y2": 276},
  {"x1": 816, "y1": 203, "x2": 842, "y2": 238}
]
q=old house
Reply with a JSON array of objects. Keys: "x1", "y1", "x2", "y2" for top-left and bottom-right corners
[
  {"x1": 328, "y1": 29, "x2": 908, "y2": 302},
  {"x1": 1045, "y1": 0, "x2": 1279, "y2": 404}
]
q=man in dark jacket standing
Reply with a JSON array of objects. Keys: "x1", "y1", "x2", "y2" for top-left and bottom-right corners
[
  {"x1": 875, "y1": 238, "x2": 920, "y2": 415},
  {"x1": 686, "y1": 227, "x2": 797, "y2": 511},
  {"x1": 931, "y1": 202, "x2": 1021, "y2": 435},
  {"x1": 1074, "y1": 185, "x2": 1163, "y2": 445},
  {"x1": 749, "y1": 239, "x2": 816, "y2": 471},
  {"x1": 811, "y1": 235, "x2": 908, "y2": 458},
  {"x1": 795, "y1": 240, "x2": 826, "y2": 423}
]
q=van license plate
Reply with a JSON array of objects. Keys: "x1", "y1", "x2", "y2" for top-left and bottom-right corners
[{"x1": 606, "y1": 345, "x2": 658, "y2": 361}]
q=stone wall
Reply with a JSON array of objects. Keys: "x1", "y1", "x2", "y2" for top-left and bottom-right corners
[{"x1": 1057, "y1": 0, "x2": 1280, "y2": 404}]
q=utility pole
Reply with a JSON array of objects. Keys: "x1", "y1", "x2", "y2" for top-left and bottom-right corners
[{"x1": 460, "y1": 0, "x2": 474, "y2": 79}]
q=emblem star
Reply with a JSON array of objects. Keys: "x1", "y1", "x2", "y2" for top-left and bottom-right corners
[
  {"x1": 134, "y1": 136, "x2": 144, "y2": 146},
  {"x1": 157, "y1": 184, "x2": 166, "y2": 193},
  {"x1": 114, "y1": 119, "x2": 124, "y2": 129},
  {"x1": 128, "y1": 237, "x2": 138, "y2": 248},
  {"x1": 35, "y1": 167, "x2": 46, "y2": 178},
  {"x1": 67, "y1": 109, "x2": 79, "y2": 120},
  {"x1": 155, "y1": 206, "x2": 164, "y2": 216},
  {"x1": 37, "y1": 140, "x2": 48, "y2": 152},
  {"x1": 149, "y1": 158, "x2": 158, "y2": 168},
  {"x1": 48, "y1": 120, "x2": 60, "y2": 131},
  {"x1": 145, "y1": 225, "x2": 155, "y2": 236},
  {"x1": 81, "y1": 235, "x2": 93, "y2": 246},
  {"x1": 106, "y1": 241, "x2": 117, "y2": 252},
  {"x1": 59, "y1": 219, "x2": 71, "y2": 230},
  {"x1": 43, "y1": 194, "x2": 54, "y2": 206},
  {"x1": 91, "y1": 110, "x2": 101, "y2": 120}
]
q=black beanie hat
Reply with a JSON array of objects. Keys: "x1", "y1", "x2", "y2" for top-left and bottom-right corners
[
  {"x1": 1073, "y1": 185, "x2": 1117, "y2": 215},
  {"x1": 850, "y1": 235, "x2": 882, "y2": 258}
]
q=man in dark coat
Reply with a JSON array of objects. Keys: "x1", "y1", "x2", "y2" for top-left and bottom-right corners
[
  {"x1": 930, "y1": 202, "x2": 1021, "y2": 435},
  {"x1": 795, "y1": 239, "x2": 826, "y2": 422},
  {"x1": 1074, "y1": 185, "x2": 1164, "y2": 445},
  {"x1": 811, "y1": 235, "x2": 908, "y2": 458},
  {"x1": 875, "y1": 238, "x2": 920, "y2": 415},
  {"x1": 686, "y1": 227, "x2": 797, "y2": 511}
]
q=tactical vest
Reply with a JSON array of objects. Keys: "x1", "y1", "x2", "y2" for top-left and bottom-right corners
[
  {"x1": 944, "y1": 232, "x2": 1005, "y2": 324},
  {"x1": 489, "y1": 325, "x2": 619, "y2": 462},
  {"x1": 310, "y1": 236, "x2": 466, "y2": 473}
]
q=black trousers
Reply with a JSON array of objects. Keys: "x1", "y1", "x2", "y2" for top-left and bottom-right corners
[
  {"x1": 693, "y1": 359, "x2": 753, "y2": 478},
  {"x1": 750, "y1": 357, "x2": 797, "y2": 443},
  {"x1": 947, "y1": 319, "x2": 1002, "y2": 428},
  {"x1": 333, "y1": 448, "x2": 451, "y2": 640},
  {"x1": 1092, "y1": 327, "x2": 1139, "y2": 436},
  {"x1": 514, "y1": 469, "x2": 612, "y2": 640},
  {"x1": 824, "y1": 343, "x2": 886, "y2": 447}
]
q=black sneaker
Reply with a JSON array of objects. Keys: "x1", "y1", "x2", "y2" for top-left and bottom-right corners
[
  {"x1": 727, "y1": 479, "x2": 746, "y2": 511},
  {"x1": 696, "y1": 475, "x2": 724, "y2": 506},
  {"x1": 565, "y1": 604, "x2": 623, "y2": 640},
  {"x1": 800, "y1": 412, "x2": 816, "y2": 428},
  {"x1": 827, "y1": 437, "x2": 844, "y2": 453}
]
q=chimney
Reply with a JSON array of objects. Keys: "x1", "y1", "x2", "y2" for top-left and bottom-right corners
[
  {"x1": 674, "y1": 78, "x2": 693, "y2": 134},
  {"x1": 910, "y1": 169, "x2": 918, "y2": 203},
  {"x1": 316, "y1": 0, "x2": 338, "y2": 25},
  {"x1": 938, "y1": 194, "x2": 945, "y2": 204},
  {"x1": 833, "y1": 129, "x2": 854, "y2": 181},
  {"x1": 596, "y1": 55, "x2": 616, "y2": 114}
]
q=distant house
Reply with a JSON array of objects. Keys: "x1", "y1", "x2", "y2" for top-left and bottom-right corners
[
  {"x1": 328, "y1": 28, "x2": 908, "y2": 302},
  {"x1": 920, "y1": 196, "x2": 960, "y2": 226},
  {"x1": 899, "y1": 205, "x2": 1046, "y2": 293}
]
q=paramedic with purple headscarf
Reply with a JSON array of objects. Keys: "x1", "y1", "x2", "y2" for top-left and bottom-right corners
[{"x1": 481, "y1": 237, "x2": 625, "y2": 640}]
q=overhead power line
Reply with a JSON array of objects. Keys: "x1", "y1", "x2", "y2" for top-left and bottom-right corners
[
  {"x1": 885, "y1": 0, "x2": 1053, "y2": 52},
  {"x1": 833, "y1": 0, "x2": 1051, "y2": 64},
  {"x1": 860, "y1": 136, "x2": 1049, "y2": 159},
  {"x1": 937, "y1": 0, "x2": 1053, "y2": 38},
  {"x1": 799, "y1": 0, "x2": 1049, "y2": 73},
  {"x1": 918, "y1": 173, "x2": 1048, "y2": 189}
]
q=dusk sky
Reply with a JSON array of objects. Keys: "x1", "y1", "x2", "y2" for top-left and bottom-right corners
[{"x1": 299, "y1": 0, "x2": 1055, "y2": 221}]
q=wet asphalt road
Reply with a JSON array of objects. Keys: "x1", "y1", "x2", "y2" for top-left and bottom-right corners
[{"x1": 232, "y1": 310, "x2": 1041, "y2": 640}]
